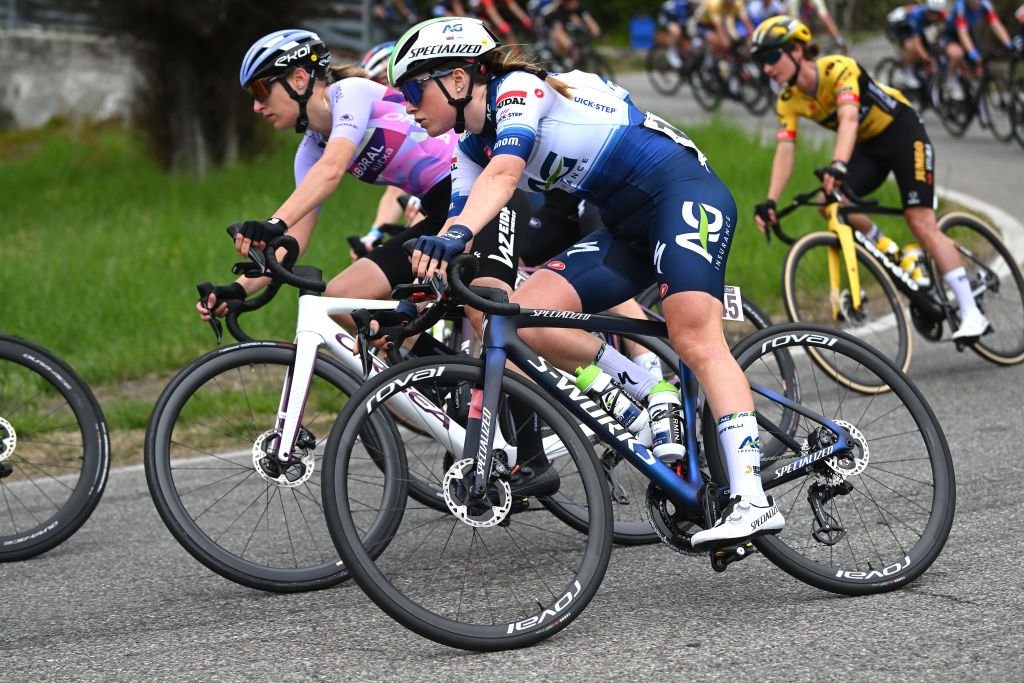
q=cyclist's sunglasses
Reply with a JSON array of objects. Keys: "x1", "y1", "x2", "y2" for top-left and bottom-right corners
[
  {"x1": 755, "y1": 49, "x2": 786, "y2": 66},
  {"x1": 245, "y1": 75, "x2": 282, "y2": 101},
  {"x1": 400, "y1": 68, "x2": 458, "y2": 107}
]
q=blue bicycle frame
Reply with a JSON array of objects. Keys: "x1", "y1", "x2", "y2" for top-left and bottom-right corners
[{"x1": 466, "y1": 308, "x2": 851, "y2": 518}]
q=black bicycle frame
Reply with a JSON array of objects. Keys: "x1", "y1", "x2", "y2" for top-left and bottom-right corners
[{"x1": 462, "y1": 309, "x2": 851, "y2": 519}]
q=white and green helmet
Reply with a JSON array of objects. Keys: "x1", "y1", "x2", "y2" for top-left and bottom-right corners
[{"x1": 387, "y1": 17, "x2": 500, "y2": 87}]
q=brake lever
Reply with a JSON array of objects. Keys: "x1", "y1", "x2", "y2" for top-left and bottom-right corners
[
  {"x1": 196, "y1": 282, "x2": 224, "y2": 344},
  {"x1": 350, "y1": 309, "x2": 376, "y2": 379}
]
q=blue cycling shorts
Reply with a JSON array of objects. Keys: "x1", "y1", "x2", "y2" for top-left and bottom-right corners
[{"x1": 541, "y1": 149, "x2": 738, "y2": 312}]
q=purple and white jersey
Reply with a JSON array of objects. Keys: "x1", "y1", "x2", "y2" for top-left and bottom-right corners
[{"x1": 293, "y1": 77, "x2": 455, "y2": 196}]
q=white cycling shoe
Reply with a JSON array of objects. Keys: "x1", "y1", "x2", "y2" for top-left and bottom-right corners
[
  {"x1": 952, "y1": 308, "x2": 991, "y2": 341},
  {"x1": 691, "y1": 495, "x2": 785, "y2": 551}
]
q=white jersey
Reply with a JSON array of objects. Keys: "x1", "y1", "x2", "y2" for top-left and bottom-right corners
[{"x1": 449, "y1": 70, "x2": 706, "y2": 217}]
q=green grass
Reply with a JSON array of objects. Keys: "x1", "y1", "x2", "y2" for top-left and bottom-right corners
[
  {"x1": 1, "y1": 117, "x2": 910, "y2": 395},
  {"x1": 1, "y1": 120, "x2": 382, "y2": 386}
]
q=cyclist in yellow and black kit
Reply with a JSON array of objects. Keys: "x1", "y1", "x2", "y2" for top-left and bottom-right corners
[{"x1": 751, "y1": 16, "x2": 989, "y2": 341}]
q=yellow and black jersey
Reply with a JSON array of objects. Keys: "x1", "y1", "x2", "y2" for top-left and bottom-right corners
[{"x1": 775, "y1": 55, "x2": 911, "y2": 143}]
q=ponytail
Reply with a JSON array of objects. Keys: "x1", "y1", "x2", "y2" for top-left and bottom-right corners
[
  {"x1": 477, "y1": 45, "x2": 573, "y2": 99},
  {"x1": 327, "y1": 63, "x2": 370, "y2": 83}
]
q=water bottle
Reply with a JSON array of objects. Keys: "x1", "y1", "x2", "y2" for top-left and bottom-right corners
[
  {"x1": 875, "y1": 235, "x2": 900, "y2": 262},
  {"x1": 647, "y1": 381, "x2": 686, "y2": 464},
  {"x1": 899, "y1": 242, "x2": 932, "y2": 288},
  {"x1": 575, "y1": 366, "x2": 652, "y2": 447}
]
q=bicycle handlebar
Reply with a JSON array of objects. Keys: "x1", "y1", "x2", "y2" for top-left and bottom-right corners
[{"x1": 766, "y1": 168, "x2": 882, "y2": 244}]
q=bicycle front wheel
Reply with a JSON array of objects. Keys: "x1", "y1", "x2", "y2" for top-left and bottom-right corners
[
  {"x1": 934, "y1": 212, "x2": 1024, "y2": 364},
  {"x1": 0, "y1": 336, "x2": 110, "y2": 561},
  {"x1": 783, "y1": 231, "x2": 912, "y2": 393},
  {"x1": 323, "y1": 356, "x2": 613, "y2": 651},
  {"x1": 981, "y1": 68, "x2": 1015, "y2": 142},
  {"x1": 144, "y1": 341, "x2": 373, "y2": 592},
  {"x1": 704, "y1": 324, "x2": 955, "y2": 595}
]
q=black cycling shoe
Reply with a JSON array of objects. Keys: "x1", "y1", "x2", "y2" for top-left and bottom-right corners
[{"x1": 508, "y1": 459, "x2": 560, "y2": 498}]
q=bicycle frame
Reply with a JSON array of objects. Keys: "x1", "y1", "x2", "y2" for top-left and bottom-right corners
[
  {"x1": 269, "y1": 293, "x2": 567, "y2": 468},
  {"x1": 467, "y1": 310, "x2": 850, "y2": 518}
]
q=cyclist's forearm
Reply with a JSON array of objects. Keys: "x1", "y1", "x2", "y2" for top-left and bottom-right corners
[
  {"x1": 958, "y1": 27, "x2": 977, "y2": 54},
  {"x1": 820, "y1": 11, "x2": 841, "y2": 40},
  {"x1": 992, "y1": 21, "x2": 1012, "y2": 47},
  {"x1": 767, "y1": 143, "x2": 795, "y2": 201},
  {"x1": 454, "y1": 158, "x2": 523, "y2": 235},
  {"x1": 832, "y1": 107, "x2": 858, "y2": 165}
]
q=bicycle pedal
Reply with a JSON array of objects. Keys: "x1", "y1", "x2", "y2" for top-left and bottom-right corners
[
  {"x1": 709, "y1": 541, "x2": 756, "y2": 573},
  {"x1": 0, "y1": 462, "x2": 11, "y2": 478}
]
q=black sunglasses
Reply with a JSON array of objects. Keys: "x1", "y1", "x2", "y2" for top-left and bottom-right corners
[{"x1": 755, "y1": 49, "x2": 786, "y2": 66}]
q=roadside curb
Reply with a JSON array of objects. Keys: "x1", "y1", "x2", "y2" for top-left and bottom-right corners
[{"x1": 937, "y1": 185, "x2": 1024, "y2": 264}]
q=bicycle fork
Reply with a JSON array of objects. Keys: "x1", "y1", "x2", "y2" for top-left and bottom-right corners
[{"x1": 827, "y1": 206, "x2": 863, "y2": 320}]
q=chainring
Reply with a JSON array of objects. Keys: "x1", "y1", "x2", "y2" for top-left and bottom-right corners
[
  {"x1": 910, "y1": 303, "x2": 943, "y2": 341},
  {"x1": 644, "y1": 472, "x2": 709, "y2": 556}
]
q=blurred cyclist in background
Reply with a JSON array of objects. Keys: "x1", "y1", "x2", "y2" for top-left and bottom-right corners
[
  {"x1": 789, "y1": 0, "x2": 848, "y2": 52},
  {"x1": 940, "y1": 0, "x2": 1018, "y2": 99},
  {"x1": 657, "y1": 1, "x2": 698, "y2": 69},
  {"x1": 885, "y1": 0, "x2": 948, "y2": 90}
]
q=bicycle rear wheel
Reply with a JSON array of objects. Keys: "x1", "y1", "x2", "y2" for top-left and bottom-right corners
[
  {"x1": 933, "y1": 212, "x2": 1024, "y2": 364},
  {"x1": 323, "y1": 356, "x2": 613, "y2": 651},
  {"x1": 144, "y1": 341, "x2": 378, "y2": 592},
  {"x1": 936, "y1": 76, "x2": 974, "y2": 137},
  {"x1": 783, "y1": 231, "x2": 912, "y2": 393},
  {"x1": 0, "y1": 336, "x2": 110, "y2": 561},
  {"x1": 646, "y1": 45, "x2": 685, "y2": 95},
  {"x1": 704, "y1": 324, "x2": 955, "y2": 595}
]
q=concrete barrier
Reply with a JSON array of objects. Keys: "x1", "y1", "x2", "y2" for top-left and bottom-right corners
[{"x1": 0, "y1": 29, "x2": 142, "y2": 130}]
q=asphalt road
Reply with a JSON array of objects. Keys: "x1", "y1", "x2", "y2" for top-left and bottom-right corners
[{"x1": 3, "y1": 66, "x2": 1024, "y2": 681}]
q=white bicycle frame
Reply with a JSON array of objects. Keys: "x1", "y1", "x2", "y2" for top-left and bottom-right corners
[{"x1": 271, "y1": 292, "x2": 570, "y2": 469}]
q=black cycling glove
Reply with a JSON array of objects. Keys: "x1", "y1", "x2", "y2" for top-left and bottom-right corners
[
  {"x1": 823, "y1": 160, "x2": 848, "y2": 185},
  {"x1": 754, "y1": 199, "x2": 777, "y2": 226},
  {"x1": 238, "y1": 217, "x2": 287, "y2": 243}
]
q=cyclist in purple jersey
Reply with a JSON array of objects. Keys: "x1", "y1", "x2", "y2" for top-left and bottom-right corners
[{"x1": 198, "y1": 29, "x2": 525, "y2": 341}]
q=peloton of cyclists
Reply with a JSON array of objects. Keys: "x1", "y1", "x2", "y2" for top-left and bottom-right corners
[
  {"x1": 751, "y1": 15, "x2": 991, "y2": 341},
  {"x1": 886, "y1": 0, "x2": 948, "y2": 90},
  {"x1": 940, "y1": 0, "x2": 1018, "y2": 99}
]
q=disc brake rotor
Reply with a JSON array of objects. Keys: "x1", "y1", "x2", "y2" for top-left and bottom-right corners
[
  {"x1": 252, "y1": 429, "x2": 315, "y2": 488},
  {"x1": 442, "y1": 458, "x2": 512, "y2": 528},
  {"x1": 0, "y1": 416, "x2": 15, "y2": 462},
  {"x1": 823, "y1": 419, "x2": 869, "y2": 484}
]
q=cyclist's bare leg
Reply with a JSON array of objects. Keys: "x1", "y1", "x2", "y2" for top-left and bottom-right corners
[
  {"x1": 511, "y1": 269, "x2": 603, "y2": 369},
  {"x1": 325, "y1": 258, "x2": 392, "y2": 330},
  {"x1": 607, "y1": 298, "x2": 658, "y2": 359},
  {"x1": 905, "y1": 206, "x2": 963, "y2": 274},
  {"x1": 660, "y1": 291, "x2": 752, "y2": 416}
]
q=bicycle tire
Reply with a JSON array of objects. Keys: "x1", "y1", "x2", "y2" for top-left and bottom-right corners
[
  {"x1": 646, "y1": 45, "x2": 685, "y2": 96},
  {"x1": 738, "y1": 62, "x2": 772, "y2": 116},
  {"x1": 0, "y1": 335, "x2": 110, "y2": 562},
  {"x1": 689, "y1": 60, "x2": 723, "y2": 111},
  {"x1": 145, "y1": 341, "x2": 383, "y2": 592},
  {"x1": 1012, "y1": 67, "x2": 1024, "y2": 149},
  {"x1": 782, "y1": 231, "x2": 912, "y2": 393},
  {"x1": 933, "y1": 212, "x2": 1024, "y2": 365},
  {"x1": 981, "y1": 68, "x2": 1015, "y2": 142},
  {"x1": 936, "y1": 76, "x2": 974, "y2": 137},
  {"x1": 703, "y1": 324, "x2": 955, "y2": 596},
  {"x1": 322, "y1": 355, "x2": 613, "y2": 651}
]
